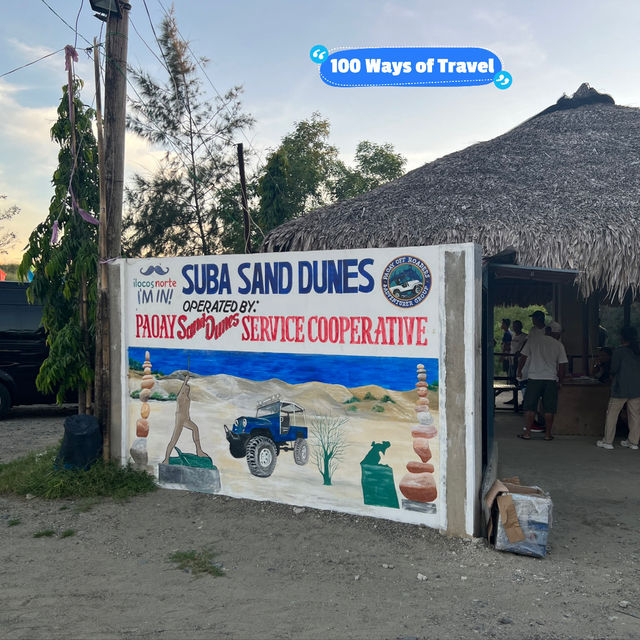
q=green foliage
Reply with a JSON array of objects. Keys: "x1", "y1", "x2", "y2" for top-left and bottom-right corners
[
  {"x1": 343, "y1": 396, "x2": 360, "y2": 404},
  {"x1": 8, "y1": 518, "x2": 21, "y2": 527},
  {"x1": 256, "y1": 149, "x2": 294, "y2": 236},
  {"x1": 129, "y1": 389, "x2": 177, "y2": 401},
  {"x1": 18, "y1": 81, "x2": 99, "y2": 404},
  {"x1": 380, "y1": 394, "x2": 395, "y2": 404},
  {"x1": 168, "y1": 549, "x2": 225, "y2": 577},
  {"x1": 0, "y1": 445, "x2": 157, "y2": 500},
  {"x1": 128, "y1": 359, "x2": 164, "y2": 376},
  {"x1": 371, "y1": 404, "x2": 384, "y2": 413},
  {"x1": 124, "y1": 8, "x2": 253, "y2": 257},
  {"x1": 332, "y1": 141, "x2": 406, "y2": 201},
  {"x1": 493, "y1": 304, "x2": 547, "y2": 373},
  {"x1": 346, "y1": 405, "x2": 358, "y2": 412},
  {"x1": 33, "y1": 529, "x2": 55, "y2": 538},
  {"x1": 73, "y1": 498, "x2": 99, "y2": 513},
  {"x1": 493, "y1": 305, "x2": 548, "y2": 347},
  {"x1": 254, "y1": 115, "x2": 407, "y2": 240},
  {"x1": 60, "y1": 529, "x2": 76, "y2": 538},
  {"x1": 363, "y1": 391, "x2": 377, "y2": 400}
]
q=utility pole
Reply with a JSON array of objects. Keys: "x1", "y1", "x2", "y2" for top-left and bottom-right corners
[
  {"x1": 95, "y1": 1, "x2": 130, "y2": 460},
  {"x1": 237, "y1": 143, "x2": 251, "y2": 253}
]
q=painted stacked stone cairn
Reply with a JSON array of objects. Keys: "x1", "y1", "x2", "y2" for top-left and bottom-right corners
[
  {"x1": 130, "y1": 350, "x2": 153, "y2": 467},
  {"x1": 399, "y1": 363, "x2": 437, "y2": 512}
]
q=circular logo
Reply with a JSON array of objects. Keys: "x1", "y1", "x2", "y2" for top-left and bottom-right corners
[
  {"x1": 309, "y1": 45, "x2": 329, "y2": 63},
  {"x1": 381, "y1": 256, "x2": 432, "y2": 308},
  {"x1": 493, "y1": 70, "x2": 512, "y2": 90}
]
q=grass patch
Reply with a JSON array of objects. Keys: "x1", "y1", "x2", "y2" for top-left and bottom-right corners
[
  {"x1": 346, "y1": 405, "x2": 358, "y2": 412},
  {"x1": 343, "y1": 396, "x2": 360, "y2": 404},
  {"x1": 73, "y1": 497, "x2": 100, "y2": 513},
  {"x1": 371, "y1": 405, "x2": 384, "y2": 413},
  {"x1": 130, "y1": 389, "x2": 176, "y2": 401},
  {"x1": 60, "y1": 529, "x2": 75, "y2": 538},
  {"x1": 363, "y1": 391, "x2": 377, "y2": 401},
  {"x1": 168, "y1": 549, "x2": 225, "y2": 577},
  {"x1": 8, "y1": 518, "x2": 21, "y2": 527},
  {"x1": 0, "y1": 445, "x2": 157, "y2": 500},
  {"x1": 380, "y1": 394, "x2": 395, "y2": 404},
  {"x1": 33, "y1": 529, "x2": 55, "y2": 538}
]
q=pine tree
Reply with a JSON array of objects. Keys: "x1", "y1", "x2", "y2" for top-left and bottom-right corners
[{"x1": 124, "y1": 8, "x2": 253, "y2": 256}]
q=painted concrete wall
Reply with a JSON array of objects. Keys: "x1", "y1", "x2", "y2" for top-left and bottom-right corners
[{"x1": 110, "y1": 244, "x2": 482, "y2": 537}]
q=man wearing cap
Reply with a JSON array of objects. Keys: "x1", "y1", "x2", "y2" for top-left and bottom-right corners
[{"x1": 516, "y1": 310, "x2": 568, "y2": 440}]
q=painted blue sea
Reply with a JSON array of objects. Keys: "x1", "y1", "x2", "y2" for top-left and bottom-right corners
[{"x1": 129, "y1": 347, "x2": 438, "y2": 392}]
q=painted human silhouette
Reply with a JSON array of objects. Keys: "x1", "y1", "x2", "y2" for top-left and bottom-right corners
[{"x1": 162, "y1": 373, "x2": 209, "y2": 464}]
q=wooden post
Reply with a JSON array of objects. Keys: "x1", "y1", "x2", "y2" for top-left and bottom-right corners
[
  {"x1": 94, "y1": 38, "x2": 109, "y2": 458},
  {"x1": 104, "y1": 2, "x2": 129, "y2": 260},
  {"x1": 237, "y1": 143, "x2": 251, "y2": 253},
  {"x1": 96, "y1": 2, "x2": 130, "y2": 459}
]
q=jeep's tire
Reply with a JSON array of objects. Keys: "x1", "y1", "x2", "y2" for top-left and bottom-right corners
[
  {"x1": 392, "y1": 289, "x2": 401, "y2": 297},
  {"x1": 0, "y1": 383, "x2": 11, "y2": 419},
  {"x1": 229, "y1": 440, "x2": 246, "y2": 459},
  {"x1": 293, "y1": 438, "x2": 309, "y2": 465},
  {"x1": 412, "y1": 284, "x2": 422, "y2": 294},
  {"x1": 246, "y1": 436, "x2": 277, "y2": 477}
]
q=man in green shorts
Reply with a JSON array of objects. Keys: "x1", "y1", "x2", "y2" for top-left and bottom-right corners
[{"x1": 516, "y1": 310, "x2": 568, "y2": 440}]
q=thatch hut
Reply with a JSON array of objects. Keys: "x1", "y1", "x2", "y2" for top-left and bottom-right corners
[{"x1": 262, "y1": 84, "x2": 640, "y2": 304}]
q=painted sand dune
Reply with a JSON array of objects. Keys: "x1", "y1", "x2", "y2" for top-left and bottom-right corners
[{"x1": 127, "y1": 370, "x2": 441, "y2": 526}]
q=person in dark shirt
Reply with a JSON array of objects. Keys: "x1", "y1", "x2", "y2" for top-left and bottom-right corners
[
  {"x1": 500, "y1": 319, "x2": 512, "y2": 373},
  {"x1": 597, "y1": 327, "x2": 640, "y2": 450}
]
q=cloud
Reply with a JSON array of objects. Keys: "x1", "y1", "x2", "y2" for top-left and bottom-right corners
[
  {"x1": 0, "y1": 79, "x2": 58, "y2": 179},
  {"x1": 124, "y1": 131, "x2": 166, "y2": 178}
]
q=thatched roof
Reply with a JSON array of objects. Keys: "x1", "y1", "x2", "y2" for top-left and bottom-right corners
[{"x1": 262, "y1": 84, "x2": 640, "y2": 302}]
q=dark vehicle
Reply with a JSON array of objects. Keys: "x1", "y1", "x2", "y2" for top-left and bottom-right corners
[
  {"x1": 0, "y1": 282, "x2": 56, "y2": 417},
  {"x1": 224, "y1": 395, "x2": 309, "y2": 477}
]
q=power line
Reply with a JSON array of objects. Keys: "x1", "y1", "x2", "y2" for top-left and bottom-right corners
[
  {"x1": 0, "y1": 47, "x2": 65, "y2": 79},
  {"x1": 74, "y1": 0, "x2": 85, "y2": 50},
  {"x1": 39, "y1": 0, "x2": 93, "y2": 47}
]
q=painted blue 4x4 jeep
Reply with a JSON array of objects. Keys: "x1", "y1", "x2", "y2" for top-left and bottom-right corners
[{"x1": 224, "y1": 396, "x2": 309, "y2": 477}]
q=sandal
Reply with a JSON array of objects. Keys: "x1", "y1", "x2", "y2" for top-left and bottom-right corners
[
  {"x1": 517, "y1": 434, "x2": 531, "y2": 440},
  {"x1": 544, "y1": 436, "x2": 554, "y2": 441}
]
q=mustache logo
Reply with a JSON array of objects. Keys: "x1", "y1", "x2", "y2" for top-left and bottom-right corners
[{"x1": 139, "y1": 265, "x2": 170, "y2": 276}]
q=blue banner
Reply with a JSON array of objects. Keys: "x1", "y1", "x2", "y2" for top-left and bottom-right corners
[{"x1": 320, "y1": 47, "x2": 502, "y2": 88}]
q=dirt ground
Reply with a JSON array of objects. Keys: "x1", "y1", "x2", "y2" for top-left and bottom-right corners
[{"x1": 1, "y1": 404, "x2": 640, "y2": 640}]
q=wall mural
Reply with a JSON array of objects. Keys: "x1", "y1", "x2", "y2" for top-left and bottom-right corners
[{"x1": 122, "y1": 247, "x2": 444, "y2": 528}]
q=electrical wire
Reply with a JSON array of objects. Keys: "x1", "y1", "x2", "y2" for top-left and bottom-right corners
[
  {"x1": 0, "y1": 48, "x2": 65, "y2": 79},
  {"x1": 39, "y1": 0, "x2": 93, "y2": 47}
]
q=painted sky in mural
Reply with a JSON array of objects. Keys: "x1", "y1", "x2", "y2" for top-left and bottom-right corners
[{"x1": 123, "y1": 246, "x2": 444, "y2": 528}]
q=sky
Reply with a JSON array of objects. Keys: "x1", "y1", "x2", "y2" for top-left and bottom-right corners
[{"x1": 1, "y1": 0, "x2": 640, "y2": 263}]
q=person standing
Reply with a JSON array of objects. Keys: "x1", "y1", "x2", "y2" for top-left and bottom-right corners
[
  {"x1": 597, "y1": 326, "x2": 640, "y2": 450},
  {"x1": 500, "y1": 318, "x2": 513, "y2": 374},
  {"x1": 516, "y1": 312, "x2": 568, "y2": 441},
  {"x1": 504, "y1": 320, "x2": 528, "y2": 405}
]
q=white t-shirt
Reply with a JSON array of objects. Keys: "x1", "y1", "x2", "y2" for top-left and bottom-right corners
[
  {"x1": 511, "y1": 332, "x2": 528, "y2": 355},
  {"x1": 521, "y1": 335, "x2": 568, "y2": 380}
]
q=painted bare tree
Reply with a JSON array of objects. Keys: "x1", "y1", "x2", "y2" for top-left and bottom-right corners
[{"x1": 310, "y1": 414, "x2": 349, "y2": 486}]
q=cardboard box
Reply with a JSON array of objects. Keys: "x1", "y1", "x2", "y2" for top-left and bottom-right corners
[{"x1": 485, "y1": 477, "x2": 553, "y2": 558}]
